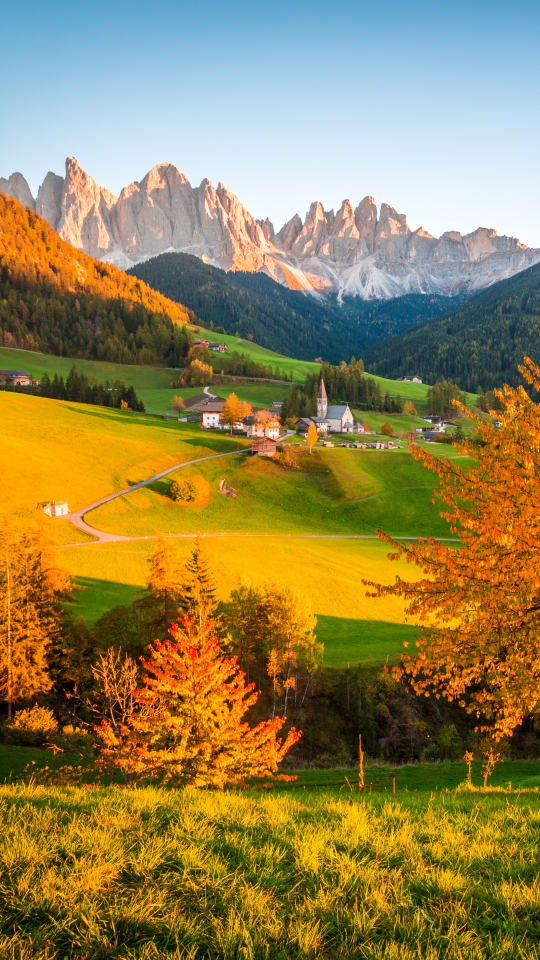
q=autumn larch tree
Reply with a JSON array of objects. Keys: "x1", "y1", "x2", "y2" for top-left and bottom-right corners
[
  {"x1": 306, "y1": 421, "x2": 318, "y2": 453},
  {"x1": 219, "y1": 394, "x2": 251, "y2": 434},
  {"x1": 95, "y1": 616, "x2": 301, "y2": 788},
  {"x1": 136, "y1": 537, "x2": 186, "y2": 642},
  {"x1": 264, "y1": 582, "x2": 322, "y2": 718},
  {"x1": 0, "y1": 524, "x2": 52, "y2": 715},
  {"x1": 364, "y1": 358, "x2": 540, "y2": 738}
]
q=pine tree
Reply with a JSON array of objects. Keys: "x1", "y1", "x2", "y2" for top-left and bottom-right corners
[
  {"x1": 136, "y1": 537, "x2": 186, "y2": 641},
  {"x1": 179, "y1": 538, "x2": 218, "y2": 621}
]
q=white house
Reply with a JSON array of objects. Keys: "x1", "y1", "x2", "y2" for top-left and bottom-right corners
[
  {"x1": 43, "y1": 500, "x2": 69, "y2": 517},
  {"x1": 242, "y1": 410, "x2": 281, "y2": 439},
  {"x1": 201, "y1": 400, "x2": 226, "y2": 428}
]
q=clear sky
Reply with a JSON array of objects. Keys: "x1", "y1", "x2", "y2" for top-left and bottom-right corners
[{"x1": 2, "y1": 0, "x2": 540, "y2": 245}]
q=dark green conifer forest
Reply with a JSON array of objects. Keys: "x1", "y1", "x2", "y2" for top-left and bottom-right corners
[{"x1": 365, "y1": 261, "x2": 540, "y2": 392}]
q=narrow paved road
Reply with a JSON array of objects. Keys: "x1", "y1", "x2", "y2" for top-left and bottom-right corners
[
  {"x1": 64, "y1": 437, "x2": 459, "y2": 549},
  {"x1": 68, "y1": 448, "x2": 248, "y2": 544}
]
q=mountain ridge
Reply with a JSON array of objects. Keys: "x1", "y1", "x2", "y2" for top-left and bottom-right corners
[{"x1": 2, "y1": 157, "x2": 538, "y2": 301}]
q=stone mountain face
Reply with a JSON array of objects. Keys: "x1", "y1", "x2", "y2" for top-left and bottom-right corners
[{"x1": 2, "y1": 157, "x2": 539, "y2": 300}]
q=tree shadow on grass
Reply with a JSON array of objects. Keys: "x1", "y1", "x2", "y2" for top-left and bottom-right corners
[{"x1": 317, "y1": 615, "x2": 419, "y2": 667}]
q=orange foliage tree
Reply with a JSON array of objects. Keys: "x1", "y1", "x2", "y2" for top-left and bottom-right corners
[
  {"x1": 364, "y1": 358, "x2": 540, "y2": 738},
  {"x1": 96, "y1": 616, "x2": 300, "y2": 787}
]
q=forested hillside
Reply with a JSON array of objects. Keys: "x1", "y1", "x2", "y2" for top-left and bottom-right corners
[
  {"x1": 0, "y1": 195, "x2": 195, "y2": 365},
  {"x1": 365, "y1": 261, "x2": 540, "y2": 392},
  {"x1": 127, "y1": 252, "x2": 464, "y2": 363}
]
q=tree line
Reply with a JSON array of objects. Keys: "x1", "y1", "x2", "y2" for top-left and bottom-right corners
[
  {"x1": 2, "y1": 364, "x2": 146, "y2": 412},
  {"x1": 280, "y1": 359, "x2": 404, "y2": 421}
]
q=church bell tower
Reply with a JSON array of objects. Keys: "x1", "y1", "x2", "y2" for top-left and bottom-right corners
[{"x1": 317, "y1": 378, "x2": 328, "y2": 418}]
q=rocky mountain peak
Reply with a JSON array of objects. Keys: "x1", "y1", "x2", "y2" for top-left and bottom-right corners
[{"x1": 1, "y1": 156, "x2": 538, "y2": 299}]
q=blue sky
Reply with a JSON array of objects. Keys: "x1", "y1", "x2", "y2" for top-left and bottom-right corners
[{"x1": 2, "y1": 0, "x2": 540, "y2": 244}]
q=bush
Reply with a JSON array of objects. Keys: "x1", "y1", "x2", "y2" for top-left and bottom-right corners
[
  {"x1": 53, "y1": 724, "x2": 94, "y2": 753},
  {"x1": 4, "y1": 705, "x2": 58, "y2": 746},
  {"x1": 274, "y1": 450, "x2": 299, "y2": 470},
  {"x1": 170, "y1": 474, "x2": 211, "y2": 504},
  {"x1": 380, "y1": 423, "x2": 394, "y2": 436}
]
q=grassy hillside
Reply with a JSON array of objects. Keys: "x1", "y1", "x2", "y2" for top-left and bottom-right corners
[
  {"x1": 64, "y1": 537, "x2": 420, "y2": 667},
  {"x1": 88, "y1": 446, "x2": 451, "y2": 540},
  {"x1": 2, "y1": 783, "x2": 540, "y2": 959},
  {"x1": 2, "y1": 392, "x2": 436, "y2": 665},
  {"x1": 127, "y1": 250, "x2": 464, "y2": 363},
  {"x1": 0, "y1": 392, "x2": 247, "y2": 533},
  {"x1": 366, "y1": 259, "x2": 540, "y2": 392}
]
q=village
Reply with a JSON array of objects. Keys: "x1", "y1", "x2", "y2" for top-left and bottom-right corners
[{"x1": 178, "y1": 379, "x2": 408, "y2": 457}]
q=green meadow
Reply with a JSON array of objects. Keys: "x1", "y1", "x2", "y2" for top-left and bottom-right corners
[
  {"x1": 0, "y1": 343, "x2": 476, "y2": 417},
  {"x1": 2, "y1": 781, "x2": 540, "y2": 959}
]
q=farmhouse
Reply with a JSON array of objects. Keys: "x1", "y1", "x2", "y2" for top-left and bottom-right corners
[
  {"x1": 396, "y1": 375, "x2": 423, "y2": 383},
  {"x1": 242, "y1": 410, "x2": 281, "y2": 439},
  {"x1": 0, "y1": 369, "x2": 35, "y2": 386},
  {"x1": 42, "y1": 500, "x2": 69, "y2": 517},
  {"x1": 207, "y1": 342, "x2": 228, "y2": 354},
  {"x1": 251, "y1": 437, "x2": 277, "y2": 457},
  {"x1": 193, "y1": 339, "x2": 210, "y2": 349},
  {"x1": 201, "y1": 400, "x2": 226, "y2": 428},
  {"x1": 297, "y1": 416, "x2": 329, "y2": 436}
]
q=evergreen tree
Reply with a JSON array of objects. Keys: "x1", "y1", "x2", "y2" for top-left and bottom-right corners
[
  {"x1": 0, "y1": 524, "x2": 52, "y2": 716},
  {"x1": 179, "y1": 538, "x2": 218, "y2": 621},
  {"x1": 136, "y1": 538, "x2": 186, "y2": 641}
]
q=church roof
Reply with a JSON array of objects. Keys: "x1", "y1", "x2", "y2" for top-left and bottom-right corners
[
  {"x1": 318, "y1": 379, "x2": 327, "y2": 400},
  {"x1": 326, "y1": 404, "x2": 351, "y2": 419}
]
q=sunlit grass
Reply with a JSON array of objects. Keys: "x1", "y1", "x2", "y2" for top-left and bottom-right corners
[
  {"x1": 1, "y1": 782, "x2": 540, "y2": 958},
  {"x1": 0, "y1": 393, "x2": 247, "y2": 525},
  {"x1": 63, "y1": 537, "x2": 421, "y2": 666}
]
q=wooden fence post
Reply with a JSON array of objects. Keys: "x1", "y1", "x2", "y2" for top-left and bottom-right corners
[{"x1": 359, "y1": 734, "x2": 364, "y2": 791}]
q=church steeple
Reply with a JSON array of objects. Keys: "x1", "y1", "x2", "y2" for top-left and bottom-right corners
[{"x1": 317, "y1": 378, "x2": 327, "y2": 418}]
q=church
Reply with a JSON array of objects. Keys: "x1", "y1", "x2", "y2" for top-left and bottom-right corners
[{"x1": 297, "y1": 379, "x2": 355, "y2": 435}]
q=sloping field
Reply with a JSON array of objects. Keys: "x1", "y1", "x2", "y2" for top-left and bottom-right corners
[
  {"x1": 88, "y1": 446, "x2": 451, "y2": 539},
  {"x1": 63, "y1": 537, "x2": 420, "y2": 667},
  {"x1": 0, "y1": 393, "x2": 246, "y2": 538}
]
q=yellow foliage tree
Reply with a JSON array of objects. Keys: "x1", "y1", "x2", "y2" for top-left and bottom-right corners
[
  {"x1": 306, "y1": 421, "x2": 318, "y2": 453},
  {"x1": 404, "y1": 399, "x2": 417, "y2": 415},
  {"x1": 364, "y1": 358, "x2": 540, "y2": 738},
  {"x1": 220, "y1": 393, "x2": 244, "y2": 434}
]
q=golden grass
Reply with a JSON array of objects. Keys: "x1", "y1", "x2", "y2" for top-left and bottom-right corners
[
  {"x1": 63, "y1": 536, "x2": 415, "y2": 625},
  {"x1": 0, "y1": 393, "x2": 246, "y2": 526}
]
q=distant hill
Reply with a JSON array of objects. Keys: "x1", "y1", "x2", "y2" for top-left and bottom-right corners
[
  {"x1": 365, "y1": 261, "x2": 540, "y2": 392},
  {"x1": 0, "y1": 194, "x2": 194, "y2": 366},
  {"x1": 127, "y1": 252, "x2": 465, "y2": 364}
]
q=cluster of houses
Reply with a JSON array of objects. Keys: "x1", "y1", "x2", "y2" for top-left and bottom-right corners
[
  {"x1": 0, "y1": 369, "x2": 39, "y2": 386},
  {"x1": 180, "y1": 381, "x2": 371, "y2": 441},
  {"x1": 193, "y1": 338, "x2": 228, "y2": 354}
]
